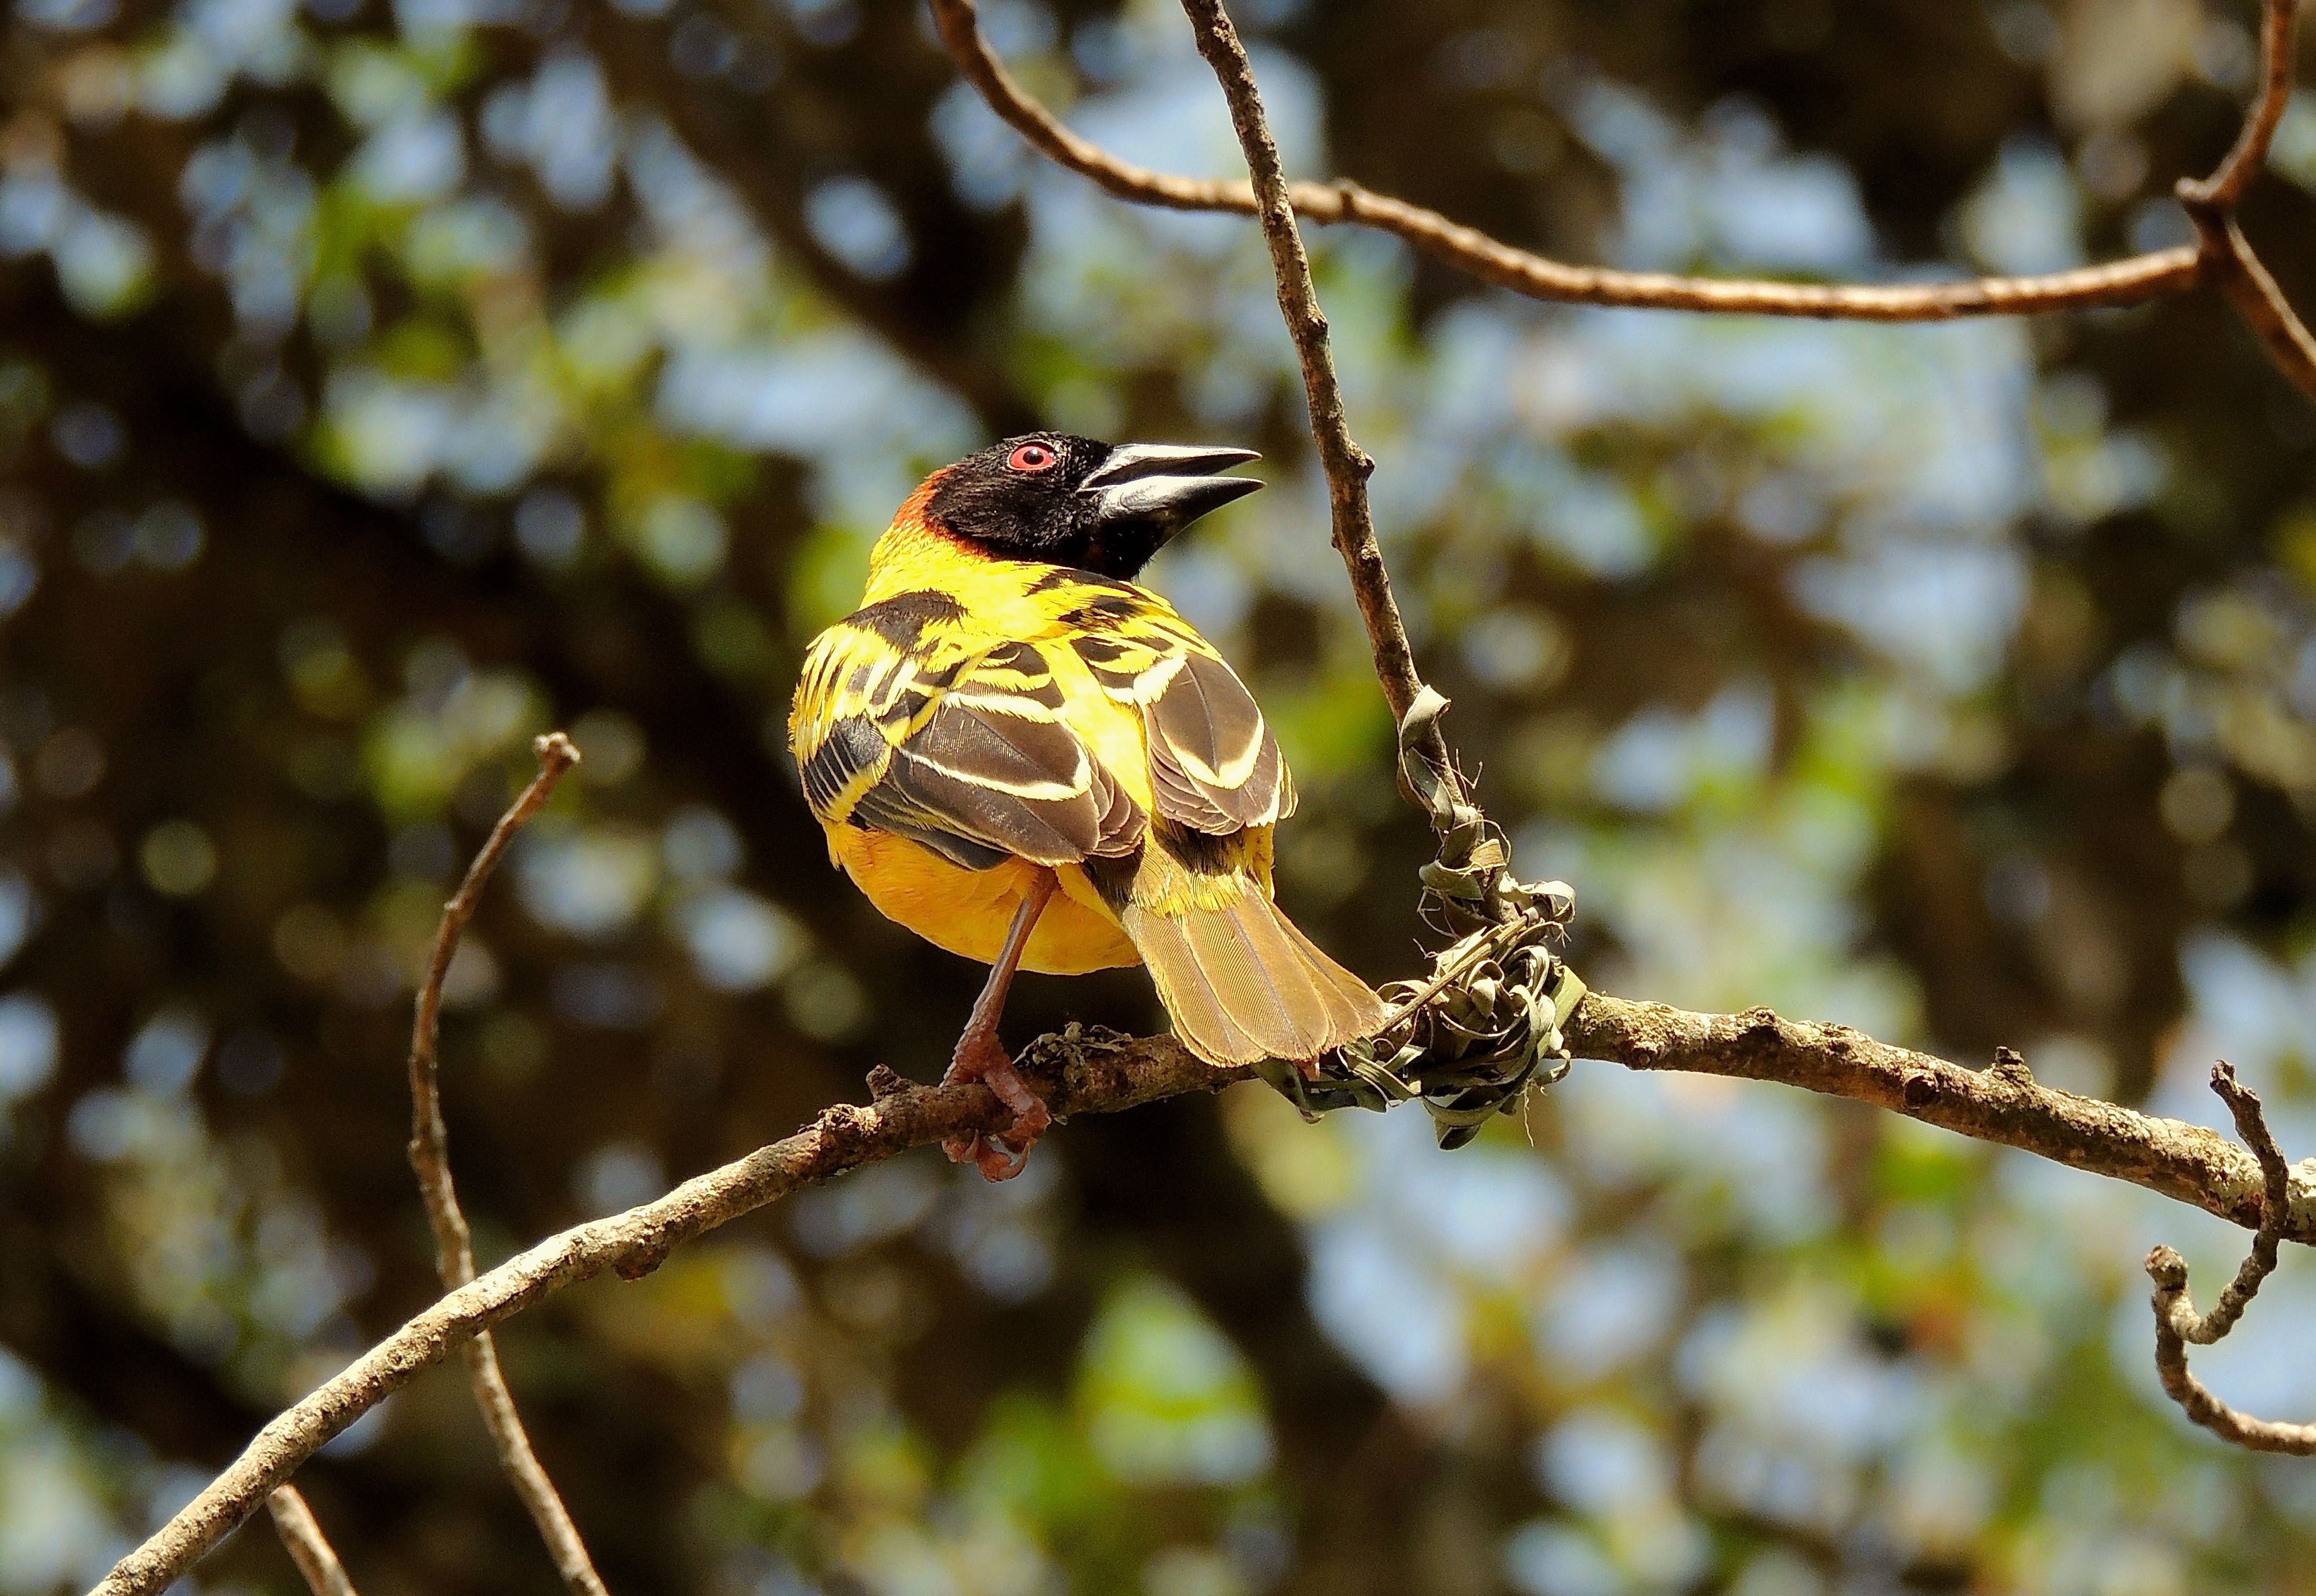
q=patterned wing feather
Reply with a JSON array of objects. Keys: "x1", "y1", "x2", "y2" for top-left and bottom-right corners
[
  {"x1": 1067, "y1": 606, "x2": 1294, "y2": 836},
  {"x1": 792, "y1": 617, "x2": 1143, "y2": 870},
  {"x1": 1142, "y1": 650, "x2": 1294, "y2": 833}
]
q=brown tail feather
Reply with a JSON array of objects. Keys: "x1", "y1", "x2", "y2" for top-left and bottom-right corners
[{"x1": 1127, "y1": 892, "x2": 1387, "y2": 1067}]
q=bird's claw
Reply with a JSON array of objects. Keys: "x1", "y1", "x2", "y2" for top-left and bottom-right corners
[{"x1": 941, "y1": 1028, "x2": 1051, "y2": 1182}]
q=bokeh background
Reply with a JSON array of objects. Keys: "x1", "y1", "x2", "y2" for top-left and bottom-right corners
[{"x1": 6, "y1": 0, "x2": 2316, "y2": 1590}]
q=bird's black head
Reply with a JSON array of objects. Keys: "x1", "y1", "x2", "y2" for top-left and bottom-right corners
[{"x1": 922, "y1": 433, "x2": 1262, "y2": 578}]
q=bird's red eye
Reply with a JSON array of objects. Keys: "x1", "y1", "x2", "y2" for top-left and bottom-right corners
[{"x1": 1008, "y1": 442, "x2": 1058, "y2": 473}]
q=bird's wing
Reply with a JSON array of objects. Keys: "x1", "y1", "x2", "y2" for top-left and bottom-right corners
[
  {"x1": 792, "y1": 610, "x2": 1145, "y2": 872},
  {"x1": 1047, "y1": 579, "x2": 1295, "y2": 835}
]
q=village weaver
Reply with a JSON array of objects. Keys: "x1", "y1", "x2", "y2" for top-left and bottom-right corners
[{"x1": 788, "y1": 435, "x2": 1385, "y2": 1179}]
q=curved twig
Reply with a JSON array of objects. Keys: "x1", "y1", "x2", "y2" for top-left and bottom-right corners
[
  {"x1": 2185, "y1": 211, "x2": 2316, "y2": 397},
  {"x1": 406, "y1": 732, "x2": 610, "y2": 1596},
  {"x1": 2178, "y1": 0, "x2": 2298, "y2": 212},
  {"x1": 2144, "y1": 1062, "x2": 2316, "y2": 1453},
  {"x1": 929, "y1": 0, "x2": 2316, "y2": 401},
  {"x1": 2172, "y1": 0, "x2": 2316, "y2": 399},
  {"x1": 927, "y1": 0, "x2": 2201, "y2": 321}
]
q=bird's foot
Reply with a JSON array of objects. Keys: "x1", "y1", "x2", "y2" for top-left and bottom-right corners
[{"x1": 940, "y1": 1027, "x2": 1052, "y2": 1182}]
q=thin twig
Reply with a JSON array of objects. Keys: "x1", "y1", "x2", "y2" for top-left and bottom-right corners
[
  {"x1": 93, "y1": 988, "x2": 2316, "y2": 1596},
  {"x1": 406, "y1": 731, "x2": 609, "y2": 1596},
  {"x1": 2163, "y1": 1063, "x2": 2291, "y2": 1345},
  {"x1": 927, "y1": 0, "x2": 2201, "y2": 321},
  {"x1": 931, "y1": 0, "x2": 2316, "y2": 401},
  {"x1": 265, "y1": 1487, "x2": 360, "y2": 1596},
  {"x1": 2194, "y1": 213, "x2": 2316, "y2": 398},
  {"x1": 2143, "y1": 1062, "x2": 2316, "y2": 1453},
  {"x1": 90, "y1": 1029, "x2": 1233, "y2": 1596},
  {"x1": 2178, "y1": 0, "x2": 2298, "y2": 212},
  {"x1": 1173, "y1": 0, "x2": 1449, "y2": 792},
  {"x1": 2174, "y1": 0, "x2": 2316, "y2": 400}
]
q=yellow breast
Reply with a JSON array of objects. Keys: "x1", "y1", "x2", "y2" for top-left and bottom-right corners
[{"x1": 827, "y1": 827, "x2": 1140, "y2": 975}]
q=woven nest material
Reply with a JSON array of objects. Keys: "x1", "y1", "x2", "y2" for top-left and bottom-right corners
[{"x1": 1256, "y1": 686, "x2": 1586, "y2": 1149}]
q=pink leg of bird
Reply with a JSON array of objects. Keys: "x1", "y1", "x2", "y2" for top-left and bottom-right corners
[{"x1": 941, "y1": 872, "x2": 1058, "y2": 1181}]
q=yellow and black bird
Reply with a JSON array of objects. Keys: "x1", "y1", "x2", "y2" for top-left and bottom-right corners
[{"x1": 790, "y1": 435, "x2": 1384, "y2": 1178}]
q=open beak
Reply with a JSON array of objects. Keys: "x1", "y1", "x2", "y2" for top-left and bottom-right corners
[{"x1": 1079, "y1": 443, "x2": 1263, "y2": 536}]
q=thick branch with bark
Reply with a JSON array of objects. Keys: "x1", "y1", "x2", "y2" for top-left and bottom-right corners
[
  {"x1": 92, "y1": 990, "x2": 2316, "y2": 1596},
  {"x1": 404, "y1": 733, "x2": 610, "y2": 1596},
  {"x1": 1563, "y1": 997, "x2": 2316, "y2": 1236},
  {"x1": 929, "y1": 0, "x2": 2314, "y2": 399}
]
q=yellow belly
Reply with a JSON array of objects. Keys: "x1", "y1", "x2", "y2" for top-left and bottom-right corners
[{"x1": 827, "y1": 825, "x2": 1141, "y2": 975}]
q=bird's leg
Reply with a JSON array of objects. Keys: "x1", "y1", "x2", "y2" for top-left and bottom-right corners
[{"x1": 941, "y1": 871, "x2": 1058, "y2": 1181}]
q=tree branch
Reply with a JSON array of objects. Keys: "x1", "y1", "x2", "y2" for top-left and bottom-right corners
[
  {"x1": 89, "y1": 1028, "x2": 1236, "y2": 1596},
  {"x1": 2143, "y1": 1063, "x2": 2316, "y2": 1453},
  {"x1": 1174, "y1": 0, "x2": 1443, "y2": 787},
  {"x1": 265, "y1": 1486, "x2": 361, "y2": 1596},
  {"x1": 2177, "y1": 0, "x2": 2297, "y2": 213},
  {"x1": 1560, "y1": 994, "x2": 2313, "y2": 1237},
  {"x1": 929, "y1": 0, "x2": 2316, "y2": 401},
  {"x1": 927, "y1": 0, "x2": 2199, "y2": 321},
  {"x1": 2173, "y1": 0, "x2": 2316, "y2": 400},
  {"x1": 92, "y1": 990, "x2": 2316, "y2": 1596},
  {"x1": 406, "y1": 732, "x2": 610, "y2": 1596},
  {"x1": 2187, "y1": 212, "x2": 2316, "y2": 397}
]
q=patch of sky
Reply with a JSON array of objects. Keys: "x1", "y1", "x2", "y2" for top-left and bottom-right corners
[
  {"x1": 0, "y1": 163, "x2": 153, "y2": 316},
  {"x1": 1531, "y1": 1242, "x2": 1685, "y2": 1381},
  {"x1": 1564, "y1": 85, "x2": 1873, "y2": 275},
  {"x1": 1308, "y1": 1206, "x2": 1468, "y2": 1404},
  {"x1": 0, "y1": 995, "x2": 58, "y2": 1106},
  {"x1": 1533, "y1": 1407, "x2": 1676, "y2": 1519},
  {"x1": 516, "y1": 823, "x2": 660, "y2": 941},
  {"x1": 663, "y1": 804, "x2": 744, "y2": 878},
  {"x1": 1305, "y1": 1106, "x2": 1572, "y2": 1401},
  {"x1": 124, "y1": 1006, "x2": 208, "y2": 1095},
  {"x1": 1984, "y1": 1026, "x2": 2309, "y2": 1452},
  {"x1": 1959, "y1": 137, "x2": 2087, "y2": 275},
  {"x1": 791, "y1": 1159, "x2": 942, "y2": 1257},
  {"x1": 929, "y1": 1153, "x2": 1059, "y2": 1302},
  {"x1": 2154, "y1": 932, "x2": 2316, "y2": 1166},
  {"x1": 1503, "y1": 1521, "x2": 1619, "y2": 1596},
  {"x1": 0, "y1": 1411, "x2": 121, "y2": 1596},
  {"x1": 480, "y1": 48, "x2": 617, "y2": 211},
  {"x1": 656, "y1": 329, "x2": 976, "y2": 527},
  {"x1": 804, "y1": 175, "x2": 912, "y2": 281},
  {"x1": 178, "y1": 134, "x2": 319, "y2": 339},
  {"x1": 1791, "y1": 537, "x2": 2029, "y2": 694},
  {"x1": 1679, "y1": 1284, "x2": 1927, "y2": 1461},
  {"x1": 1590, "y1": 682, "x2": 1776, "y2": 815},
  {"x1": 0, "y1": 866, "x2": 35, "y2": 968},
  {"x1": 929, "y1": 79, "x2": 1034, "y2": 213},
  {"x1": 1559, "y1": 1065, "x2": 1837, "y2": 1244},
  {"x1": 1573, "y1": 823, "x2": 1915, "y2": 1032},
  {"x1": 182, "y1": 0, "x2": 306, "y2": 90},
  {"x1": 576, "y1": 1141, "x2": 667, "y2": 1217},
  {"x1": 350, "y1": 105, "x2": 466, "y2": 203},
  {"x1": 623, "y1": 119, "x2": 768, "y2": 281},
  {"x1": 670, "y1": 887, "x2": 801, "y2": 992}
]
